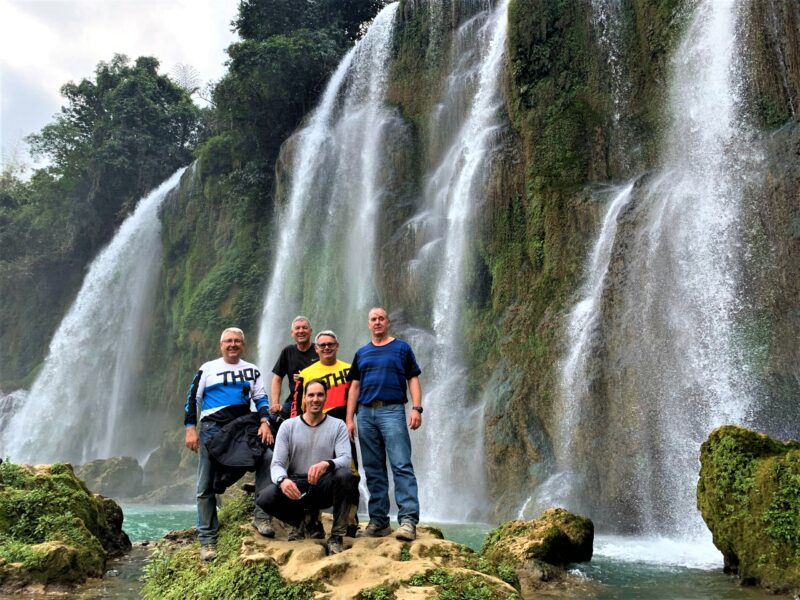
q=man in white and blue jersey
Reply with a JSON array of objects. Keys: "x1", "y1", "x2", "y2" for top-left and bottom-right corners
[
  {"x1": 345, "y1": 307, "x2": 423, "y2": 542},
  {"x1": 184, "y1": 327, "x2": 273, "y2": 561}
]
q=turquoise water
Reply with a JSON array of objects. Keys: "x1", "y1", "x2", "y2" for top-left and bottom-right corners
[
  {"x1": 122, "y1": 503, "x2": 195, "y2": 541},
  {"x1": 112, "y1": 508, "x2": 780, "y2": 599}
]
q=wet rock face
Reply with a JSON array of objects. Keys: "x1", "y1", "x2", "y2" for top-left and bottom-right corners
[
  {"x1": 0, "y1": 462, "x2": 131, "y2": 593},
  {"x1": 697, "y1": 425, "x2": 800, "y2": 594},
  {"x1": 76, "y1": 456, "x2": 144, "y2": 499}
]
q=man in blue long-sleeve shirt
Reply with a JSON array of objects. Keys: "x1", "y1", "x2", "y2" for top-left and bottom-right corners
[{"x1": 183, "y1": 327, "x2": 274, "y2": 561}]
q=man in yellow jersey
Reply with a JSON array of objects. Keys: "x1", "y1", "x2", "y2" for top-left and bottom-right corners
[{"x1": 290, "y1": 330, "x2": 360, "y2": 538}]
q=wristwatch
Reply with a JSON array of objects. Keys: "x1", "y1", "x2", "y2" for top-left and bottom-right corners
[
  {"x1": 412, "y1": 406, "x2": 423, "y2": 414},
  {"x1": 276, "y1": 475, "x2": 287, "y2": 486}
]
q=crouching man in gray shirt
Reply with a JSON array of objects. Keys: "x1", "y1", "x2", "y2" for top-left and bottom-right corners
[{"x1": 257, "y1": 378, "x2": 357, "y2": 555}]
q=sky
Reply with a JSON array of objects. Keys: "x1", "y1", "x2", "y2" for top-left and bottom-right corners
[{"x1": 0, "y1": 0, "x2": 240, "y2": 172}]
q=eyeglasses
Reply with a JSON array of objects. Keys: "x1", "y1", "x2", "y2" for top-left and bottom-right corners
[
  {"x1": 316, "y1": 343, "x2": 338, "y2": 349},
  {"x1": 221, "y1": 338, "x2": 243, "y2": 345}
]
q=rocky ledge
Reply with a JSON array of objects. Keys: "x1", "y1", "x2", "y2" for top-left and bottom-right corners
[
  {"x1": 142, "y1": 491, "x2": 595, "y2": 599},
  {"x1": 0, "y1": 460, "x2": 131, "y2": 594},
  {"x1": 698, "y1": 425, "x2": 800, "y2": 594}
]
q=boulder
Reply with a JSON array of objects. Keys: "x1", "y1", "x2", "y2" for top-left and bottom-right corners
[
  {"x1": 698, "y1": 425, "x2": 800, "y2": 594},
  {"x1": 0, "y1": 461, "x2": 131, "y2": 593},
  {"x1": 76, "y1": 456, "x2": 144, "y2": 499}
]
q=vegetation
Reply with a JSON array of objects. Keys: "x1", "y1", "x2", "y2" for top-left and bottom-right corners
[
  {"x1": 0, "y1": 55, "x2": 199, "y2": 389},
  {"x1": 141, "y1": 493, "x2": 313, "y2": 599},
  {"x1": 0, "y1": 461, "x2": 129, "y2": 588},
  {"x1": 698, "y1": 426, "x2": 800, "y2": 592}
]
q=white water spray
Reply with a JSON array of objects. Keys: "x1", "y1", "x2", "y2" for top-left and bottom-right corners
[
  {"x1": 1, "y1": 168, "x2": 186, "y2": 464},
  {"x1": 257, "y1": 3, "x2": 400, "y2": 363}
]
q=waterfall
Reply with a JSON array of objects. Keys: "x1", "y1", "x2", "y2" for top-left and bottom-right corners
[
  {"x1": 1, "y1": 168, "x2": 186, "y2": 465},
  {"x1": 257, "y1": 3, "x2": 400, "y2": 362},
  {"x1": 554, "y1": 0, "x2": 762, "y2": 534},
  {"x1": 404, "y1": 0, "x2": 510, "y2": 521},
  {"x1": 255, "y1": 0, "x2": 509, "y2": 521}
]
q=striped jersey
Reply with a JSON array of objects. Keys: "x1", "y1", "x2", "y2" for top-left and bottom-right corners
[{"x1": 184, "y1": 357, "x2": 269, "y2": 426}]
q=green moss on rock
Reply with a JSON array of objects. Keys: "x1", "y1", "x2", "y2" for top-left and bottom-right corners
[
  {"x1": 141, "y1": 493, "x2": 313, "y2": 599},
  {"x1": 0, "y1": 461, "x2": 130, "y2": 591},
  {"x1": 698, "y1": 425, "x2": 800, "y2": 593}
]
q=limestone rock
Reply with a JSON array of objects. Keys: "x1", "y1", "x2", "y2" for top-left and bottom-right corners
[
  {"x1": 76, "y1": 456, "x2": 144, "y2": 499},
  {"x1": 698, "y1": 425, "x2": 800, "y2": 594},
  {"x1": 0, "y1": 461, "x2": 131, "y2": 593},
  {"x1": 143, "y1": 494, "x2": 596, "y2": 599}
]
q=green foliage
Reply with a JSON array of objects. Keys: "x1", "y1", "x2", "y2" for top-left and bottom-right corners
[
  {"x1": 399, "y1": 544, "x2": 411, "y2": 561},
  {"x1": 407, "y1": 568, "x2": 517, "y2": 600},
  {"x1": 357, "y1": 584, "x2": 396, "y2": 600},
  {"x1": 698, "y1": 426, "x2": 800, "y2": 591},
  {"x1": 142, "y1": 492, "x2": 313, "y2": 600}
]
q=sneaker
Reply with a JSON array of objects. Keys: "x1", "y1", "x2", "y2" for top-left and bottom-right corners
[
  {"x1": 199, "y1": 544, "x2": 217, "y2": 561},
  {"x1": 287, "y1": 524, "x2": 305, "y2": 541},
  {"x1": 359, "y1": 522, "x2": 392, "y2": 538},
  {"x1": 251, "y1": 517, "x2": 275, "y2": 538},
  {"x1": 395, "y1": 522, "x2": 416, "y2": 541},
  {"x1": 345, "y1": 522, "x2": 359, "y2": 538},
  {"x1": 306, "y1": 519, "x2": 325, "y2": 540},
  {"x1": 327, "y1": 535, "x2": 344, "y2": 555}
]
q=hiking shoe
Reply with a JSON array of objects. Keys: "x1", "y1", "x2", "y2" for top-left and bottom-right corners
[
  {"x1": 359, "y1": 522, "x2": 392, "y2": 537},
  {"x1": 327, "y1": 535, "x2": 344, "y2": 555},
  {"x1": 199, "y1": 544, "x2": 217, "y2": 561},
  {"x1": 395, "y1": 522, "x2": 416, "y2": 541},
  {"x1": 251, "y1": 517, "x2": 275, "y2": 538},
  {"x1": 345, "y1": 522, "x2": 359, "y2": 538},
  {"x1": 306, "y1": 519, "x2": 325, "y2": 540},
  {"x1": 287, "y1": 524, "x2": 305, "y2": 541}
]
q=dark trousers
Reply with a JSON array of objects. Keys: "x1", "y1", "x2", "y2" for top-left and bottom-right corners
[{"x1": 257, "y1": 468, "x2": 358, "y2": 537}]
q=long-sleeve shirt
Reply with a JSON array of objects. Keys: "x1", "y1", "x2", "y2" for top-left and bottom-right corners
[
  {"x1": 184, "y1": 357, "x2": 269, "y2": 426},
  {"x1": 270, "y1": 415, "x2": 351, "y2": 481}
]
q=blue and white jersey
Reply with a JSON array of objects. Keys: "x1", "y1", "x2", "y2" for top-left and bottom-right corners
[{"x1": 184, "y1": 357, "x2": 269, "y2": 426}]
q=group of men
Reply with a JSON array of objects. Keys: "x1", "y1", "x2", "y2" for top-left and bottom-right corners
[{"x1": 183, "y1": 308, "x2": 424, "y2": 560}]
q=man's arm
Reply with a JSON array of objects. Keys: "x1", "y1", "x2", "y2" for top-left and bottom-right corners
[
  {"x1": 184, "y1": 369, "x2": 203, "y2": 452},
  {"x1": 345, "y1": 380, "x2": 360, "y2": 441},
  {"x1": 407, "y1": 376, "x2": 422, "y2": 430},
  {"x1": 270, "y1": 374, "x2": 283, "y2": 413}
]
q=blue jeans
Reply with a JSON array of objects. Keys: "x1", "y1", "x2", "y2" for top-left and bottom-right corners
[
  {"x1": 356, "y1": 403, "x2": 419, "y2": 527},
  {"x1": 196, "y1": 420, "x2": 272, "y2": 545}
]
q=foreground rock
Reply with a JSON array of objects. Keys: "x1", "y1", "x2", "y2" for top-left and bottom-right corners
[
  {"x1": 698, "y1": 425, "x2": 800, "y2": 594},
  {"x1": 0, "y1": 461, "x2": 131, "y2": 593},
  {"x1": 143, "y1": 492, "x2": 595, "y2": 599}
]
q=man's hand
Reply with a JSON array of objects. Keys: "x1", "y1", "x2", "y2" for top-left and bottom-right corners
[
  {"x1": 185, "y1": 427, "x2": 199, "y2": 452},
  {"x1": 307, "y1": 461, "x2": 330, "y2": 485},
  {"x1": 269, "y1": 402, "x2": 282, "y2": 413},
  {"x1": 346, "y1": 418, "x2": 357, "y2": 442},
  {"x1": 279, "y1": 478, "x2": 302, "y2": 500},
  {"x1": 258, "y1": 421, "x2": 274, "y2": 445},
  {"x1": 408, "y1": 409, "x2": 422, "y2": 430}
]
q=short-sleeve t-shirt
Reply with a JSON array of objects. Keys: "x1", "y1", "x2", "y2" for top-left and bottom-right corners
[
  {"x1": 272, "y1": 344, "x2": 319, "y2": 404},
  {"x1": 348, "y1": 339, "x2": 421, "y2": 406},
  {"x1": 292, "y1": 359, "x2": 351, "y2": 420}
]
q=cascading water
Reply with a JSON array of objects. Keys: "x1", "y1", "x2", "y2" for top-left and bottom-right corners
[
  {"x1": 257, "y1": 2, "x2": 401, "y2": 361},
  {"x1": 0, "y1": 168, "x2": 186, "y2": 465},
  {"x1": 405, "y1": 0, "x2": 510, "y2": 521},
  {"x1": 255, "y1": 0, "x2": 509, "y2": 521},
  {"x1": 553, "y1": 0, "x2": 762, "y2": 535}
]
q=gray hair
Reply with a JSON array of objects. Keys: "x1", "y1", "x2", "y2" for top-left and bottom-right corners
[
  {"x1": 291, "y1": 315, "x2": 311, "y2": 327},
  {"x1": 220, "y1": 327, "x2": 245, "y2": 342},
  {"x1": 314, "y1": 330, "x2": 338, "y2": 344}
]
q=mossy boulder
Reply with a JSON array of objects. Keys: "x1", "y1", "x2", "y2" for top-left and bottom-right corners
[
  {"x1": 76, "y1": 456, "x2": 144, "y2": 499},
  {"x1": 697, "y1": 425, "x2": 800, "y2": 593},
  {"x1": 0, "y1": 461, "x2": 131, "y2": 592},
  {"x1": 482, "y1": 508, "x2": 594, "y2": 565}
]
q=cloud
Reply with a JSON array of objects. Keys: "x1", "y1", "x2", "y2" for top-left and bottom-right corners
[{"x1": 0, "y1": 0, "x2": 239, "y2": 168}]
